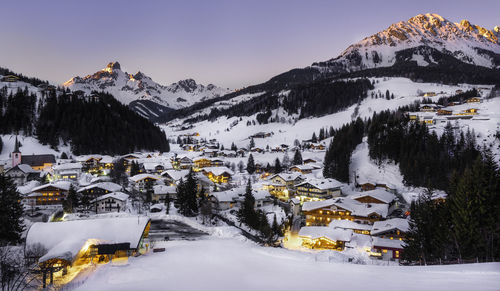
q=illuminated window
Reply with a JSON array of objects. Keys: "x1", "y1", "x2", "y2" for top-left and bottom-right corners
[
  {"x1": 395, "y1": 251, "x2": 400, "y2": 258},
  {"x1": 382, "y1": 249, "x2": 388, "y2": 253}
]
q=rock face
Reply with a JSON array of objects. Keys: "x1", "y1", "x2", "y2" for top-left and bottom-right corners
[
  {"x1": 312, "y1": 13, "x2": 500, "y2": 73},
  {"x1": 63, "y1": 61, "x2": 228, "y2": 110}
]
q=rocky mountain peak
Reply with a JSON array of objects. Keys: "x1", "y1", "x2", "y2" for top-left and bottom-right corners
[{"x1": 104, "y1": 61, "x2": 121, "y2": 72}]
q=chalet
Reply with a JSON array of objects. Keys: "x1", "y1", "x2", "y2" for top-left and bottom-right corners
[
  {"x1": 423, "y1": 92, "x2": 436, "y2": 97},
  {"x1": 250, "y1": 147, "x2": 264, "y2": 153},
  {"x1": 309, "y1": 143, "x2": 325, "y2": 151},
  {"x1": 203, "y1": 149, "x2": 219, "y2": 157},
  {"x1": 251, "y1": 132, "x2": 271, "y2": 139},
  {"x1": 17, "y1": 154, "x2": 56, "y2": 171},
  {"x1": 194, "y1": 157, "x2": 212, "y2": 169},
  {"x1": 161, "y1": 169, "x2": 189, "y2": 186},
  {"x1": 303, "y1": 158, "x2": 317, "y2": 164},
  {"x1": 466, "y1": 97, "x2": 481, "y2": 103},
  {"x1": 1, "y1": 75, "x2": 20, "y2": 82},
  {"x1": 251, "y1": 189, "x2": 273, "y2": 207},
  {"x1": 437, "y1": 108, "x2": 453, "y2": 115},
  {"x1": 359, "y1": 182, "x2": 376, "y2": 191},
  {"x1": 152, "y1": 185, "x2": 177, "y2": 203},
  {"x1": 420, "y1": 116, "x2": 435, "y2": 125},
  {"x1": 52, "y1": 162, "x2": 82, "y2": 181},
  {"x1": 178, "y1": 156, "x2": 193, "y2": 169},
  {"x1": 458, "y1": 108, "x2": 479, "y2": 115},
  {"x1": 143, "y1": 162, "x2": 166, "y2": 174},
  {"x1": 352, "y1": 189, "x2": 396, "y2": 205},
  {"x1": 77, "y1": 182, "x2": 122, "y2": 198},
  {"x1": 25, "y1": 216, "x2": 151, "y2": 280},
  {"x1": 4, "y1": 164, "x2": 39, "y2": 185},
  {"x1": 201, "y1": 167, "x2": 233, "y2": 183},
  {"x1": 455, "y1": 89, "x2": 463, "y2": 94},
  {"x1": 76, "y1": 155, "x2": 103, "y2": 173},
  {"x1": 25, "y1": 182, "x2": 71, "y2": 207},
  {"x1": 295, "y1": 178, "x2": 342, "y2": 202},
  {"x1": 209, "y1": 189, "x2": 239, "y2": 210},
  {"x1": 129, "y1": 174, "x2": 161, "y2": 192},
  {"x1": 371, "y1": 218, "x2": 409, "y2": 240},
  {"x1": 266, "y1": 173, "x2": 304, "y2": 200},
  {"x1": 289, "y1": 164, "x2": 315, "y2": 174},
  {"x1": 298, "y1": 227, "x2": 352, "y2": 251},
  {"x1": 371, "y1": 237, "x2": 405, "y2": 260},
  {"x1": 90, "y1": 192, "x2": 129, "y2": 213},
  {"x1": 302, "y1": 197, "x2": 388, "y2": 226},
  {"x1": 329, "y1": 220, "x2": 372, "y2": 235},
  {"x1": 420, "y1": 104, "x2": 439, "y2": 112},
  {"x1": 210, "y1": 158, "x2": 224, "y2": 167}
]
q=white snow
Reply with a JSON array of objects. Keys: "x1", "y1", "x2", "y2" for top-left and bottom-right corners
[{"x1": 75, "y1": 238, "x2": 500, "y2": 291}]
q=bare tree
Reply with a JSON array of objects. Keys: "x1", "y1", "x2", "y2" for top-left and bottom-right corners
[{"x1": 0, "y1": 244, "x2": 42, "y2": 290}]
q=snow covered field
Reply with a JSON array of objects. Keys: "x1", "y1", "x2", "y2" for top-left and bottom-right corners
[{"x1": 76, "y1": 237, "x2": 500, "y2": 291}]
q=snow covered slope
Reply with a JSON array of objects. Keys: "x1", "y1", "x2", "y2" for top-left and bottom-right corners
[
  {"x1": 314, "y1": 13, "x2": 500, "y2": 73},
  {"x1": 63, "y1": 62, "x2": 229, "y2": 110},
  {"x1": 76, "y1": 238, "x2": 500, "y2": 291}
]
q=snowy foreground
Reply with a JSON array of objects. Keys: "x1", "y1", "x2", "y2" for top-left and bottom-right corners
[{"x1": 76, "y1": 238, "x2": 500, "y2": 291}]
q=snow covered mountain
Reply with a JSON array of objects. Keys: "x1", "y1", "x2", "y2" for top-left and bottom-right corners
[
  {"x1": 63, "y1": 62, "x2": 229, "y2": 110},
  {"x1": 313, "y1": 13, "x2": 500, "y2": 73}
]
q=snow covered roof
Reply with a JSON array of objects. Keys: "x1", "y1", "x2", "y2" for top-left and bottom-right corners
[
  {"x1": 298, "y1": 226, "x2": 352, "y2": 242},
  {"x1": 350, "y1": 189, "x2": 396, "y2": 204},
  {"x1": 77, "y1": 182, "x2": 122, "y2": 193},
  {"x1": 143, "y1": 162, "x2": 165, "y2": 171},
  {"x1": 75, "y1": 155, "x2": 102, "y2": 162},
  {"x1": 296, "y1": 178, "x2": 342, "y2": 190},
  {"x1": 329, "y1": 219, "x2": 372, "y2": 231},
  {"x1": 53, "y1": 162, "x2": 82, "y2": 171},
  {"x1": 153, "y1": 185, "x2": 177, "y2": 195},
  {"x1": 31, "y1": 181, "x2": 72, "y2": 192},
  {"x1": 129, "y1": 173, "x2": 161, "y2": 183},
  {"x1": 7, "y1": 164, "x2": 39, "y2": 174},
  {"x1": 371, "y1": 218, "x2": 410, "y2": 236},
  {"x1": 161, "y1": 169, "x2": 189, "y2": 181},
  {"x1": 210, "y1": 189, "x2": 240, "y2": 202},
  {"x1": 202, "y1": 166, "x2": 233, "y2": 176},
  {"x1": 25, "y1": 216, "x2": 150, "y2": 263},
  {"x1": 302, "y1": 199, "x2": 336, "y2": 212},
  {"x1": 252, "y1": 189, "x2": 271, "y2": 201},
  {"x1": 90, "y1": 192, "x2": 129, "y2": 203},
  {"x1": 372, "y1": 237, "x2": 406, "y2": 249},
  {"x1": 269, "y1": 172, "x2": 303, "y2": 182},
  {"x1": 302, "y1": 197, "x2": 388, "y2": 218}
]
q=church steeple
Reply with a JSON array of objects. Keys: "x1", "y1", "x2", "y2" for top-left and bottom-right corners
[
  {"x1": 12, "y1": 136, "x2": 21, "y2": 167},
  {"x1": 13, "y1": 136, "x2": 20, "y2": 153}
]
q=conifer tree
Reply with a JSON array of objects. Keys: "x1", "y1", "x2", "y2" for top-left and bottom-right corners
[
  {"x1": 292, "y1": 150, "x2": 303, "y2": 165},
  {"x1": 247, "y1": 154, "x2": 256, "y2": 174},
  {"x1": 0, "y1": 174, "x2": 24, "y2": 244},
  {"x1": 274, "y1": 158, "x2": 282, "y2": 173},
  {"x1": 238, "y1": 180, "x2": 258, "y2": 228}
]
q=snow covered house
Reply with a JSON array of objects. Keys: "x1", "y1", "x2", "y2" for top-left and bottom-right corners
[
  {"x1": 4, "y1": 164, "x2": 39, "y2": 185},
  {"x1": 209, "y1": 189, "x2": 239, "y2": 210},
  {"x1": 295, "y1": 178, "x2": 342, "y2": 202},
  {"x1": 161, "y1": 169, "x2": 189, "y2": 186},
  {"x1": 90, "y1": 192, "x2": 129, "y2": 213},
  {"x1": 329, "y1": 220, "x2": 372, "y2": 235},
  {"x1": 25, "y1": 216, "x2": 151, "y2": 270},
  {"x1": 201, "y1": 167, "x2": 233, "y2": 184},
  {"x1": 152, "y1": 185, "x2": 177, "y2": 203},
  {"x1": 129, "y1": 174, "x2": 161, "y2": 192},
  {"x1": 298, "y1": 226, "x2": 352, "y2": 251},
  {"x1": 77, "y1": 182, "x2": 122, "y2": 198},
  {"x1": 289, "y1": 164, "x2": 315, "y2": 174},
  {"x1": 302, "y1": 197, "x2": 388, "y2": 226},
  {"x1": 24, "y1": 181, "x2": 72, "y2": 207},
  {"x1": 351, "y1": 189, "x2": 396, "y2": 205},
  {"x1": 370, "y1": 218, "x2": 409, "y2": 240},
  {"x1": 266, "y1": 173, "x2": 304, "y2": 200},
  {"x1": 52, "y1": 162, "x2": 82, "y2": 181},
  {"x1": 371, "y1": 237, "x2": 405, "y2": 261}
]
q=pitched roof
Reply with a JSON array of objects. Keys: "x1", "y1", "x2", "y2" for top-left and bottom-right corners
[
  {"x1": 90, "y1": 192, "x2": 129, "y2": 203},
  {"x1": 7, "y1": 164, "x2": 39, "y2": 174},
  {"x1": 129, "y1": 173, "x2": 161, "y2": 183},
  {"x1": 202, "y1": 167, "x2": 233, "y2": 176},
  {"x1": 371, "y1": 218, "x2": 410, "y2": 236},
  {"x1": 21, "y1": 154, "x2": 56, "y2": 167},
  {"x1": 31, "y1": 181, "x2": 72, "y2": 192},
  {"x1": 296, "y1": 178, "x2": 342, "y2": 190},
  {"x1": 351, "y1": 189, "x2": 396, "y2": 204},
  {"x1": 77, "y1": 182, "x2": 122, "y2": 193},
  {"x1": 372, "y1": 237, "x2": 406, "y2": 249},
  {"x1": 298, "y1": 226, "x2": 352, "y2": 242}
]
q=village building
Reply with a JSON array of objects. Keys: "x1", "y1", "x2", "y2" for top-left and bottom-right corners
[
  {"x1": 437, "y1": 108, "x2": 453, "y2": 115},
  {"x1": 77, "y1": 182, "x2": 122, "y2": 198},
  {"x1": 209, "y1": 189, "x2": 240, "y2": 211},
  {"x1": 90, "y1": 192, "x2": 129, "y2": 213},
  {"x1": 466, "y1": 97, "x2": 481, "y2": 103},
  {"x1": 289, "y1": 164, "x2": 316, "y2": 174},
  {"x1": 129, "y1": 174, "x2": 161, "y2": 192},
  {"x1": 24, "y1": 182, "x2": 72, "y2": 207},
  {"x1": 295, "y1": 178, "x2": 342, "y2": 202},
  {"x1": 152, "y1": 185, "x2": 177, "y2": 203},
  {"x1": 4, "y1": 164, "x2": 40, "y2": 185},
  {"x1": 266, "y1": 173, "x2": 304, "y2": 200},
  {"x1": 201, "y1": 167, "x2": 233, "y2": 184},
  {"x1": 370, "y1": 218, "x2": 409, "y2": 240},
  {"x1": 51, "y1": 162, "x2": 82, "y2": 181},
  {"x1": 371, "y1": 237, "x2": 405, "y2": 261},
  {"x1": 420, "y1": 104, "x2": 440, "y2": 112},
  {"x1": 351, "y1": 189, "x2": 396, "y2": 205},
  {"x1": 161, "y1": 169, "x2": 189, "y2": 186},
  {"x1": 298, "y1": 226, "x2": 352, "y2": 251},
  {"x1": 25, "y1": 216, "x2": 151, "y2": 284},
  {"x1": 329, "y1": 219, "x2": 372, "y2": 235}
]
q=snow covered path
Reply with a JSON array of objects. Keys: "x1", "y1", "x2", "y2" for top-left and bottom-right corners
[{"x1": 76, "y1": 238, "x2": 500, "y2": 291}]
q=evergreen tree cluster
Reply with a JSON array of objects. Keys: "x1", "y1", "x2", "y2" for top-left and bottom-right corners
[
  {"x1": 367, "y1": 110, "x2": 481, "y2": 190},
  {"x1": 176, "y1": 169, "x2": 199, "y2": 217},
  {"x1": 403, "y1": 151, "x2": 500, "y2": 263},
  {"x1": 36, "y1": 92, "x2": 170, "y2": 155},
  {"x1": 0, "y1": 87, "x2": 37, "y2": 135},
  {"x1": 323, "y1": 117, "x2": 364, "y2": 183},
  {"x1": 0, "y1": 174, "x2": 24, "y2": 244},
  {"x1": 238, "y1": 181, "x2": 281, "y2": 242}
]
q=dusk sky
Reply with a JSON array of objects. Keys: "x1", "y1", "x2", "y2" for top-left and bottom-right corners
[{"x1": 1, "y1": 0, "x2": 499, "y2": 88}]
